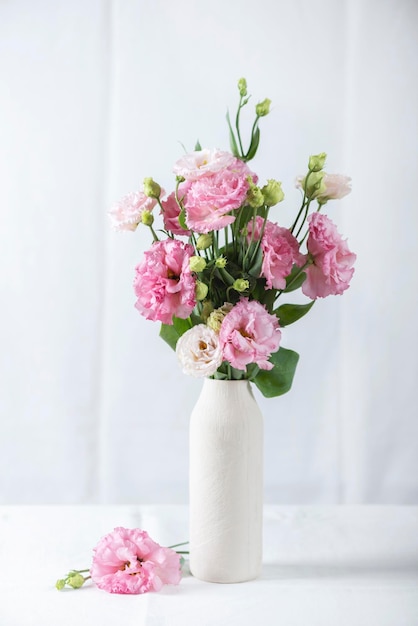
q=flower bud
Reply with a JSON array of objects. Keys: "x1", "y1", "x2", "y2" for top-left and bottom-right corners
[
  {"x1": 215, "y1": 256, "x2": 227, "y2": 269},
  {"x1": 207, "y1": 303, "x2": 233, "y2": 333},
  {"x1": 246, "y1": 179, "x2": 265, "y2": 208},
  {"x1": 238, "y1": 77, "x2": 247, "y2": 97},
  {"x1": 261, "y1": 179, "x2": 284, "y2": 206},
  {"x1": 233, "y1": 278, "x2": 249, "y2": 292},
  {"x1": 143, "y1": 177, "x2": 161, "y2": 199},
  {"x1": 298, "y1": 171, "x2": 326, "y2": 199},
  {"x1": 67, "y1": 573, "x2": 86, "y2": 589},
  {"x1": 55, "y1": 579, "x2": 66, "y2": 591},
  {"x1": 196, "y1": 233, "x2": 212, "y2": 250},
  {"x1": 141, "y1": 210, "x2": 154, "y2": 226},
  {"x1": 189, "y1": 256, "x2": 206, "y2": 273},
  {"x1": 308, "y1": 152, "x2": 327, "y2": 172},
  {"x1": 195, "y1": 281, "x2": 209, "y2": 301},
  {"x1": 255, "y1": 98, "x2": 271, "y2": 117}
]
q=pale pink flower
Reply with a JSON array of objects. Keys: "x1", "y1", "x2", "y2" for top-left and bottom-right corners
[
  {"x1": 173, "y1": 149, "x2": 235, "y2": 181},
  {"x1": 184, "y1": 159, "x2": 255, "y2": 233},
  {"x1": 109, "y1": 191, "x2": 159, "y2": 231},
  {"x1": 176, "y1": 324, "x2": 223, "y2": 377},
  {"x1": 320, "y1": 174, "x2": 352, "y2": 201},
  {"x1": 133, "y1": 239, "x2": 196, "y2": 325},
  {"x1": 161, "y1": 186, "x2": 191, "y2": 236},
  {"x1": 219, "y1": 299, "x2": 281, "y2": 371},
  {"x1": 247, "y1": 216, "x2": 305, "y2": 289},
  {"x1": 90, "y1": 527, "x2": 181, "y2": 595},
  {"x1": 302, "y1": 212, "x2": 356, "y2": 299}
]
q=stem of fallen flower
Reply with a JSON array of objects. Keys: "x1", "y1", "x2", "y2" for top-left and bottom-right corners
[{"x1": 168, "y1": 541, "x2": 189, "y2": 549}]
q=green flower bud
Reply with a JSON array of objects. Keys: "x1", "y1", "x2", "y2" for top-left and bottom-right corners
[
  {"x1": 141, "y1": 210, "x2": 154, "y2": 226},
  {"x1": 175, "y1": 175, "x2": 185, "y2": 183},
  {"x1": 195, "y1": 281, "x2": 208, "y2": 301},
  {"x1": 143, "y1": 177, "x2": 161, "y2": 199},
  {"x1": 238, "y1": 77, "x2": 247, "y2": 97},
  {"x1": 189, "y1": 256, "x2": 206, "y2": 273},
  {"x1": 246, "y1": 185, "x2": 265, "y2": 209},
  {"x1": 255, "y1": 98, "x2": 271, "y2": 117},
  {"x1": 261, "y1": 179, "x2": 284, "y2": 206},
  {"x1": 207, "y1": 303, "x2": 233, "y2": 333},
  {"x1": 196, "y1": 233, "x2": 213, "y2": 250},
  {"x1": 233, "y1": 278, "x2": 249, "y2": 292},
  {"x1": 300, "y1": 171, "x2": 326, "y2": 199},
  {"x1": 55, "y1": 579, "x2": 66, "y2": 591},
  {"x1": 215, "y1": 256, "x2": 227, "y2": 269},
  {"x1": 308, "y1": 152, "x2": 327, "y2": 172},
  {"x1": 67, "y1": 573, "x2": 86, "y2": 589}
]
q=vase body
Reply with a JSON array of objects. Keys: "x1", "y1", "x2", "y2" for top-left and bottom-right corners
[{"x1": 189, "y1": 379, "x2": 263, "y2": 583}]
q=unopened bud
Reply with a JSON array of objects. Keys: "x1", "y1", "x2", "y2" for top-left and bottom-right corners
[
  {"x1": 233, "y1": 278, "x2": 249, "y2": 292},
  {"x1": 261, "y1": 179, "x2": 284, "y2": 206},
  {"x1": 308, "y1": 152, "x2": 327, "y2": 172},
  {"x1": 189, "y1": 256, "x2": 206, "y2": 272},
  {"x1": 255, "y1": 98, "x2": 271, "y2": 117},
  {"x1": 141, "y1": 210, "x2": 154, "y2": 226},
  {"x1": 215, "y1": 256, "x2": 227, "y2": 269},
  {"x1": 238, "y1": 77, "x2": 247, "y2": 97},
  {"x1": 207, "y1": 303, "x2": 233, "y2": 333},
  {"x1": 246, "y1": 184, "x2": 264, "y2": 209},
  {"x1": 55, "y1": 579, "x2": 66, "y2": 591},
  {"x1": 196, "y1": 233, "x2": 212, "y2": 250},
  {"x1": 67, "y1": 573, "x2": 86, "y2": 589},
  {"x1": 195, "y1": 281, "x2": 208, "y2": 301},
  {"x1": 143, "y1": 177, "x2": 161, "y2": 199}
]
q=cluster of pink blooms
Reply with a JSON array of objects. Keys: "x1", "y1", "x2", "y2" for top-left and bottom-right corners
[
  {"x1": 90, "y1": 527, "x2": 182, "y2": 594},
  {"x1": 109, "y1": 144, "x2": 355, "y2": 379}
]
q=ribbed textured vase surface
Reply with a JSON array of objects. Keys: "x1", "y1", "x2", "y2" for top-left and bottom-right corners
[{"x1": 189, "y1": 379, "x2": 263, "y2": 583}]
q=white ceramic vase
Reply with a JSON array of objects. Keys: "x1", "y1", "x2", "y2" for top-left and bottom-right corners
[{"x1": 189, "y1": 378, "x2": 263, "y2": 583}]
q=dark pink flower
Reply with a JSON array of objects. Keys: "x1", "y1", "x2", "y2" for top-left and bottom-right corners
[
  {"x1": 219, "y1": 299, "x2": 281, "y2": 371},
  {"x1": 302, "y1": 212, "x2": 356, "y2": 299},
  {"x1": 134, "y1": 239, "x2": 196, "y2": 324},
  {"x1": 247, "y1": 216, "x2": 305, "y2": 289},
  {"x1": 90, "y1": 527, "x2": 181, "y2": 594}
]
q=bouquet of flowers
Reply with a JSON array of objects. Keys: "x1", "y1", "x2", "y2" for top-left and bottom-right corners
[{"x1": 109, "y1": 79, "x2": 356, "y2": 397}]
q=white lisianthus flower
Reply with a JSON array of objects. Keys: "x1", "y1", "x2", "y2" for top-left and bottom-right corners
[{"x1": 176, "y1": 325, "x2": 223, "y2": 378}]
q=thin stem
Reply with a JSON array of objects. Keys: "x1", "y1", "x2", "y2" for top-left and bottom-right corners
[
  {"x1": 235, "y1": 97, "x2": 245, "y2": 157},
  {"x1": 168, "y1": 541, "x2": 189, "y2": 549}
]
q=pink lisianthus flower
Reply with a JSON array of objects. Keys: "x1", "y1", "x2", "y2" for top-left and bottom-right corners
[
  {"x1": 109, "y1": 191, "x2": 159, "y2": 231},
  {"x1": 184, "y1": 158, "x2": 255, "y2": 234},
  {"x1": 247, "y1": 216, "x2": 305, "y2": 289},
  {"x1": 133, "y1": 239, "x2": 196, "y2": 324},
  {"x1": 176, "y1": 324, "x2": 223, "y2": 377},
  {"x1": 219, "y1": 299, "x2": 281, "y2": 371},
  {"x1": 160, "y1": 187, "x2": 191, "y2": 236},
  {"x1": 302, "y1": 212, "x2": 356, "y2": 299},
  {"x1": 90, "y1": 527, "x2": 181, "y2": 595},
  {"x1": 173, "y1": 148, "x2": 235, "y2": 180}
]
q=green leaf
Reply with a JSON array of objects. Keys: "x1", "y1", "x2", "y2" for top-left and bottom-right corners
[
  {"x1": 253, "y1": 347, "x2": 299, "y2": 398},
  {"x1": 247, "y1": 244, "x2": 263, "y2": 277},
  {"x1": 226, "y1": 110, "x2": 240, "y2": 157},
  {"x1": 178, "y1": 206, "x2": 188, "y2": 231},
  {"x1": 159, "y1": 317, "x2": 191, "y2": 351},
  {"x1": 283, "y1": 265, "x2": 306, "y2": 292},
  {"x1": 194, "y1": 139, "x2": 202, "y2": 151},
  {"x1": 274, "y1": 301, "x2": 314, "y2": 327},
  {"x1": 245, "y1": 126, "x2": 260, "y2": 161}
]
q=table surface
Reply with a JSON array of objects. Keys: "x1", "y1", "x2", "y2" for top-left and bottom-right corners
[{"x1": 1, "y1": 505, "x2": 417, "y2": 626}]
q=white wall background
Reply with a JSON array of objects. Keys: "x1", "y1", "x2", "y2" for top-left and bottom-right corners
[{"x1": 1, "y1": 0, "x2": 417, "y2": 505}]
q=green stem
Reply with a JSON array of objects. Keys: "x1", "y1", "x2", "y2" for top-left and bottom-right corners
[
  {"x1": 168, "y1": 541, "x2": 189, "y2": 549},
  {"x1": 235, "y1": 97, "x2": 245, "y2": 158}
]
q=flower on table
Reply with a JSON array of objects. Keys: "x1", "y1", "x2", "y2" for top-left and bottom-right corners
[
  {"x1": 302, "y1": 213, "x2": 356, "y2": 299},
  {"x1": 90, "y1": 527, "x2": 181, "y2": 595},
  {"x1": 133, "y1": 239, "x2": 197, "y2": 325}
]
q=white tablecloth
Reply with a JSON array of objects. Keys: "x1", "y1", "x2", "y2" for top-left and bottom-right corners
[{"x1": 1, "y1": 505, "x2": 417, "y2": 625}]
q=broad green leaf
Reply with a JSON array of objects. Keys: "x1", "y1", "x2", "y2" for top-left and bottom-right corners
[
  {"x1": 247, "y1": 244, "x2": 263, "y2": 277},
  {"x1": 283, "y1": 265, "x2": 306, "y2": 292},
  {"x1": 226, "y1": 110, "x2": 239, "y2": 157},
  {"x1": 159, "y1": 317, "x2": 191, "y2": 351},
  {"x1": 274, "y1": 301, "x2": 314, "y2": 327},
  {"x1": 253, "y1": 347, "x2": 299, "y2": 398}
]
